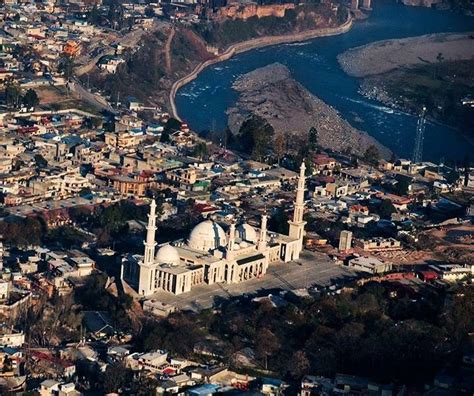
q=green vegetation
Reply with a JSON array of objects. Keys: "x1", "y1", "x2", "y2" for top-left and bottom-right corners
[
  {"x1": 195, "y1": 3, "x2": 343, "y2": 47},
  {"x1": 0, "y1": 200, "x2": 149, "y2": 250},
  {"x1": 235, "y1": 115, "x2": 274, "y2": 161},
  {"x1": 364, "y1": 144, "x2": 380, "y2": 166},
  {"x1": 3, "y1": 81, "x2": 39, "y2": 110},
  {"x1": 136, "y1": 282, "x2": 474, "y2": 384},
  {"x1": 373, "y1": 59, "x2": 474, "y2": 137},
  {"x1": 22, "y1": 88, "x2": 39, "y2": 108},
  {"x1": 85, "y1": 28, "x2": 209, "y2": 104}
]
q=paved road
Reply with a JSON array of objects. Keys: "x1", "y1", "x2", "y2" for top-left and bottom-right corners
[
  {"x1": 69, "y1": 81, "x2": 115, "y2": 113},
  {"x1": 150, "y1": 250, "x2": 357, "y2": 311}
]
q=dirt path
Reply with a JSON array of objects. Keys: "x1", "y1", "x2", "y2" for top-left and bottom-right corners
[{"x1": 164, "y1": 27, "x2": 175, "y2": 73}]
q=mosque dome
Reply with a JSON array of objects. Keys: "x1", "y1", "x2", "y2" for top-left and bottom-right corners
[
  {"x1": 188, "y1": 220, "x2": 227, "y2": 252},
  {"x1": 155, "y1": 244, "x2": 180, "y2": 265},
  {"x1": 236, "y1": 223, "x2": 257, "y2": 243}
]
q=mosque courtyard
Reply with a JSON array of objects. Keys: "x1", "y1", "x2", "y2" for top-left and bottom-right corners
[{"x1": 148, "y1": 250, "x2": 357, "y2": 311}]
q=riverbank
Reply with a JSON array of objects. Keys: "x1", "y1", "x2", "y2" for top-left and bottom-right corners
[
  {"x1": 169, "y1": 16, "x2": 353, "y2": 121},
  {"x1": 337, "y1": 32, "x2": 474, "y2": 77},
  {"x1": 337, "y1": 32, "x2": 474, "y2": 140}
]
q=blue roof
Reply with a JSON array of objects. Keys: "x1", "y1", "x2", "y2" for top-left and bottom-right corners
[
  {"x1": 39, "y1": 133, "x2": 58, "y2": 140},
  {"x1": 187, "y1": 384, "x2": 220, "y2": 396},
  {"x1": 62, "y1": 135, "x2": 83, "y2": 146}
]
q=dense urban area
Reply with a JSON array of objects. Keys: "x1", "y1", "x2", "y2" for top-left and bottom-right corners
[{"x1": 0, "y1": 0, "x2": 473, "y2": 394}]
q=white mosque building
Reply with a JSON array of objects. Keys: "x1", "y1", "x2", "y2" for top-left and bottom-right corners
[{"x1": 121, "y1": 163, "x2": 307, "y2": 296}]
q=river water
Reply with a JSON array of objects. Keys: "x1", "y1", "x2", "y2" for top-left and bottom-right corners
[{"x1": 175, "y1": 0, "x2": 474, "y2": 162}]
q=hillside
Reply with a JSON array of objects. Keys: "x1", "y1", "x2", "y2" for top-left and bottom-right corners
[
  {"x1": 195, "y1": 3, "x2": 347, "y2": 48},
  {"x1": 83, "y1": 26, "x2": 213, "y2": 107},
  {"x1": 83, "y1": 3, "x2": 347, "y2": 107}
]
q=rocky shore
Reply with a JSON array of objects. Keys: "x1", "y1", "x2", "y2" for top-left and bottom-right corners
[{"x1": 227, "y1": 63, "x2": 391, "y2": 158}]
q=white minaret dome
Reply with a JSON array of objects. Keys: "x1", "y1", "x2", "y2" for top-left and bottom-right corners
[
  {"x1": 155, "y1": 244, "x2": 180, "y2": 265},
  {"x1": 236, "y1": 223, "x2": 257, "y2": 243},
  {"x1": 188, "y1": 220, "x2": 227, "y2": 252}
]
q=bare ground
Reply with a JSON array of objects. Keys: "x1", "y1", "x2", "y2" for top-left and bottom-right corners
[{"x1": 338, "y1": 32, "x2": 474, "y2": 77}]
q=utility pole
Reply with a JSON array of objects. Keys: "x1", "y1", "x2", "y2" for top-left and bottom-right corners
[{"x1": 412, "y1": 106, "x2": 426, "y2": 163}]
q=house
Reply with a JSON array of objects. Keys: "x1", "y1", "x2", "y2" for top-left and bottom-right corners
[
  {"x1": 97, "y1": 55, "x2": 125, "y2": 74},
  {"x1": 354, "y1": 237, "x2": 401, "y2": 252},
  {"x1": 142, "y1": 299, "x2": 177, "y2": 317},
  {"x1": 261, "y1": 377, "x2": 288, "y2": 395},
  {"x1": 0, "y1": 326, "x2": 25, "y2": 347},
  {"x1": 138, "y1": 350, "x2": 169, "y2": 372},
  {"x1": 429, "y1": 264, "x2": 474, "y2": 282},
  {"x1": 348, "y1": 256, "x2": 392, "y2": 274}
]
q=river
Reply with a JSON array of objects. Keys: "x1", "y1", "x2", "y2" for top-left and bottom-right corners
[{"x1": 175, "y1": 0, "x2": 474, "y2": 162}]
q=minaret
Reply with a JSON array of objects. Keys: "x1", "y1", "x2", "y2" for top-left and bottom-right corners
[
  {"x1": 143, "y1": 199, "x2": 157, "y2": 266},
  {"x1": 0, "y1": 235, "x2": 3, "y2": 272},
  {"x1": 139, "y1": 200, "x2": 157, "y2": 296},
  {"x1": 288, "y1": 162, "x2": 307, "y2": 259},
  {"x1": 227, "y1": 222, "x2": 236, "y2": 260},
  {"x1": 258, "y1": 213, "x2": 268, "y2": 252}
]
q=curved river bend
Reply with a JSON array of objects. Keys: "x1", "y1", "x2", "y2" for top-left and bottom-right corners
[{"x1": 175, "y1": 0, "x2": 474, "y2": 162}]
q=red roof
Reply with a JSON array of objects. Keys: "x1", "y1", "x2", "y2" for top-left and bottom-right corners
[
  {"x1": 194, "y1": 203, "x2": 219, "y2": 213},
  {"x1": 418, "y1": 270, "x2": 439, "y2": 280},
  {"x1": 349, "y1": 205, "x2": 369, "y2": 213},
  {"x1": 312, "y1": 154, "x2": 335, "y2": 165}
]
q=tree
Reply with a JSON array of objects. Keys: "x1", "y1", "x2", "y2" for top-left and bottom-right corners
[
  {"x1": 103, "y1": 362, "x2": 130, "y2": 393},
  {"x1": 4, "y1": 80, "x2": 22, "y2": 108},
  {"x1": 435, "y1": 52, "x2": 444, "y2": 79},
  {"x1": 144, "y1": 5, "x2": 155, "y2": 17},
  {"x1": 379, "y1": 199, "x2": 396, "y2": 219},
  {"x1": 290, "y1": 350, "x2": 310, "y2": 378},
  {"x1": 237, "y1": 115, "x2": 274, "y2": 161},
  {"x1": 59, "y1": 55, "x2": 74, "y2": 80},
  {"x1": 364, "y1": 145, "x2": 380, "y2": 165},
  {"x1": 88, "y1": 5, "x2": 102, "y2": 25},
  {"x1": 256, "y1": 328, "x2": 280, "y2": 369},
  {"x1": 22, "y1": 88, "x2": 39, "y2": 109},
  {"x1": 463, "y1": 154, "x2": 470, "y2": 187},
  {"x1": 274, "y1": 132, "x2": 286, "y2": 165},
  {"x1": 160, "y1": 130, "x2": 170, "y2": 143},
  {"x1": 308, "y1": 127, "x2": 318, "y2": 152},
  {"x1": 34, "y1": 154, "x2": 48, "y2": 169},
  {"x1": 79, "y1": 187, "x2": 92, "y2": 197},
  {"x1": 192, "y1": 142, "x2": 208, "y2": 159},
  {"x1": 164, "y1": 118, "x2": 181, "y2": 133}
]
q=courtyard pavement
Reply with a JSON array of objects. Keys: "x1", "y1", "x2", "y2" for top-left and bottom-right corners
[{"x1": 149, "y1": 250, "x2": 357, "y2": 311}]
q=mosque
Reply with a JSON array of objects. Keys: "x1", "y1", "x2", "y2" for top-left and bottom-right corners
[{"x1": 121, "y1": 163, "x2": 307, "y2": 296}]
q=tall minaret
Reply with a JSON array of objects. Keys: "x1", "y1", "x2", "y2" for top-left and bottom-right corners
[
  {"x1": 139, "y1": 200, "x2": 157, "y2": 295},
  {"x1": 258, "y1": 213, "x2": 268, "y2": 252},
  {"x1": 227, "y1": 222, "x2": 236, "y2": 260},
  {"x1": 143, "y1": 200, "x2": 157, "y2": 266},
  {"x1": 288, "y1": 162, "x2": 307, "y2": 259}
]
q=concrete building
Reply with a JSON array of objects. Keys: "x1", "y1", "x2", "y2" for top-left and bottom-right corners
[
  {"x1": 122, "y1": 163, "x2": 307, "y2": 296},
  {"x1": 355, "y1": 237, "x2": 401, "y2": 252},
  {"x1": 429, "y1": 264, "x2": 474, "y2": 282},
  {"x1": 339, "y1": 230, "x2": 353, "y2": 252},
  {"x1": 348, "y1": 256, "x2": 392, "y2": 274}
]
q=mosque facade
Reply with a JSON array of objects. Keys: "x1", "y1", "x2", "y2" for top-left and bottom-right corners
[{"x1": 121, "y1": 163, "x2": 307, "y2": 296}]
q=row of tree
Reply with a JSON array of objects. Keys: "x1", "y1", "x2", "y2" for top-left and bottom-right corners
[
  {"x1": 3, "y1": 82, "x2": 39, "y2": 109},
  {"x1": 135, "y1": 282, "x2": 474, "y2": 385}
]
